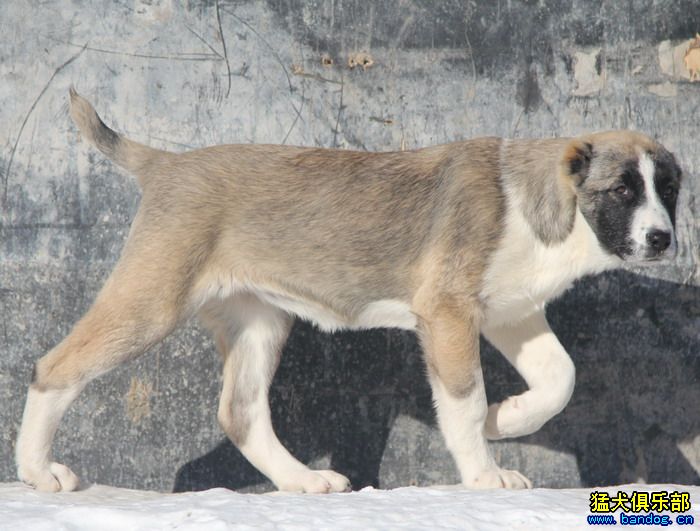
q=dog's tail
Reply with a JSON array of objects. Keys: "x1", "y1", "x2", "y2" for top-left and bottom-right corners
[{"x1": 69, "y1": 88, "x2": 171, "y2": 187}]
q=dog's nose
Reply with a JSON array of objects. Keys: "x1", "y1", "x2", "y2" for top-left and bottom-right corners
[{"x1": 647, "y1": 229, "x2": 671, "y2": 252}]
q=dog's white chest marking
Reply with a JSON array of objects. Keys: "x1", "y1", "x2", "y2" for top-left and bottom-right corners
[{"x1": 481, "y1": 207, "x2": 618, "y2": 327}]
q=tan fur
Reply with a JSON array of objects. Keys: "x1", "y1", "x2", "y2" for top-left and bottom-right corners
[
  {"x1": 34, "y1": 133, "x2": 504, "y2": 392},
  {"x1": 416, "y1": 296, "x2": 482, "y2": 397},
  {"x1": 17, "y1": 91, "x2": 681, "y2": 493},
  {"x1": 501, "y1": 138, "x2": 575, "y2": 244}
]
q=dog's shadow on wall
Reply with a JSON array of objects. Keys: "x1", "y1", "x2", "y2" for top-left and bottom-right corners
[{"x1": 173, "y1": 270, "x2": 700, "y2": 492}]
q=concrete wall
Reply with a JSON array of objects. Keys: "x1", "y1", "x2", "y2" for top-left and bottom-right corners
[{"x1": 1, "y1": 0, "x2": 698, "y2": 492}]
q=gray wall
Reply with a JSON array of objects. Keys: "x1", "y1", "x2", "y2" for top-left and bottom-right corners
[{"x1": 1, "y1": 0, "x2": 698, "y2": 492}]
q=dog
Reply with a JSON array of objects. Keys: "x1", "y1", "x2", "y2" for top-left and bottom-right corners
[{"x1": 16, "y1": 89, "x2": 682, "y2": 493}]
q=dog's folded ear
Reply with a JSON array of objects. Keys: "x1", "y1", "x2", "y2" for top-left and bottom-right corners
[{"x1": 561, "y1": 139, "x2": 593, "y2": 186}]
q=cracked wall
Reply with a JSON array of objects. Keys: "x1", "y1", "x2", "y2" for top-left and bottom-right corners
[{"x1": 1, "y1": 0, "x2": 699, "y2": 491}]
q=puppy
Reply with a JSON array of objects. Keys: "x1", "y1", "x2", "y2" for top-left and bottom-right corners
[{"x1": 16, "y1": 89, "x2": 682, "y2": 493}]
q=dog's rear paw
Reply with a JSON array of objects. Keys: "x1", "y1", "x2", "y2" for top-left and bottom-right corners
[
  {"x1": 19, "y1": 462, "x2": 80, "y2": 492},
  {"x1": 277, "y1": 468, "x2": 350, "y2": 494},
  {"x1": 466, "y1": 467, "x2": 532, "y2": 490}
]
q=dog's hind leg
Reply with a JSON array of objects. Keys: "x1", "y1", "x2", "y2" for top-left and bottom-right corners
[
  {"x1": 16, "y1": 233, "x2": 193, "y2": 492},
  {"x1": 200, "y1": 296, "x2": 351, "y2": 493},
  {"x1": 482, "y1": 309, "x2": 576, "y2": 440},
  {"x1": 418, "y1": 299, "x2": 531, "y2": 489}
]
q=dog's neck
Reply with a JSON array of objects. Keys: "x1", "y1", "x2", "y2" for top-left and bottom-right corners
[{"x1": 499, "y1": 138, "x2": 577, "y2": 246}]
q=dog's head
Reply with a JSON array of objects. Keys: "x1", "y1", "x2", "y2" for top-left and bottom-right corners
[{"x1": 562, "y1": 131, "x2": 683, "y2": 262}]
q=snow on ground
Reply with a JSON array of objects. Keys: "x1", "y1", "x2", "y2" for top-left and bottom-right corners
[{"x1": 0, "y1": 482, "x2": 698, "y2": 530}]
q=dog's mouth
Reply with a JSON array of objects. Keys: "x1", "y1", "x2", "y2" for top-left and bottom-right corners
[{"x1": 620, "y1": 243, "x2": 678, "y2": 264}]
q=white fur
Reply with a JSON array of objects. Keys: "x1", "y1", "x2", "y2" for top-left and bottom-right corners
[
  {"x1": 236, "y1": 389, "x2": 348, "y2": 493},
  {"x1": 254, "y1": 290, "x2": 347, "y2": 332},
  {"x1": 194, "y1": 271, "x2": 415, "y2": 333},
  {"x1": 241, "y1": 291, "x2": 415, "y2": 332},
  {"x1": 482, "y1": 310, "x2": 575, "y2": 440},
  {"x1": 16, "y1": 386, "x2": 82, "y2": 492},
  {"x1": 237, "y1": 388, "x2": 333, "y2": 492},
  {"x1": 256, "y1": 296, "x2": 416, "y2": 331},
  {"x1": 429, "y1": 372, "x2": 531, "y2": 489},
  {"x1": 217, "y1": 305, "x2": 349, "y2": 493},
  {"x1": 354, "y1": 300, "x2": 416, "y2": 330},
  {"x1": 477, "y1": 184, "x2": 618, "y2": 445},
  {"x1": 481, "y1": 205, "x2": 618, "y2": 327},
  {"x1": 630, "y1": 153, "x2": 675, "y2": 258}
]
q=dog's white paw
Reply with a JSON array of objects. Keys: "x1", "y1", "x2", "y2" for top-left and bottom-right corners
[
  {"x1": 19, "y1": 462, "x2": 80, "y2": 492},
  {"x1": 316, "y1": 469, "x2": 351, "y2": 492},
  {"x1": 466, "y1": 467, "x2": 532, "y2": 490},
  {"x1": 277, "y1": 468, "x2": 350, "y2": 493}
]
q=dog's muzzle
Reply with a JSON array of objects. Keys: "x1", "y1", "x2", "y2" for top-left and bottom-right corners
[{"x1": 638, "y1": 229, "x2": 677, "y2": 261}]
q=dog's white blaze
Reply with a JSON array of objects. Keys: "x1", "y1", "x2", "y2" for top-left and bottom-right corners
[
  {"x1": 630, "y1": 153, "x2": 674, "y2": 255},
  {"x1": 481, "y1": 206, "x2": 618, "y2": 327}
]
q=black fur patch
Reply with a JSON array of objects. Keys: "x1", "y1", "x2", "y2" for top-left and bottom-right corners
[
  {"x1": 593, "y1": 165, "x2": 644, "y2": 257},
  {"x1": 579, "y1": 159, "x2": 645, "y2": 259},
  {"x1": 653, "y1": 151, "x2": 683, "y2": 227}
]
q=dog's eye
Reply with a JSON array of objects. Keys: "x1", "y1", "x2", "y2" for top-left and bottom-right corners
[
  {"x1": 662, "y1": 185, "x2": 677, "y2": 200},
  {"x1": 614, "y1": 185, "x2": 630, "y2": 197}
]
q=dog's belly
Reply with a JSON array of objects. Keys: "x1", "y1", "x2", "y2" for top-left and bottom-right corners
[
  {"x1": 255, "y1": 290, "x2": 416, "y2": 332},
  {"x1": 193, "y1": 273, "x2": 416, "y2": 332}
]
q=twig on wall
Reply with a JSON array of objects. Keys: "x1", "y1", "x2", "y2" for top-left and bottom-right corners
[
  {"x1": 185, "y1": 25, "x2": 224, "y2": 60},
  {"x1": 3, "y1": 43, "x2": 88, "y2": 208},
  {"x1": 222, "y1": 6, "x2": 293, "y2": 94},
  {"x1": 43, "y1": 36, "x2": 222, "y2": 62},
  {"x1": 215, "y1": 0, "x2": 232, "y2": 98},
  {"x1": 333, "y1": 74, "x2": 345, "y2": 148},
  {"x1": 282, "y1": 82, "x2": 305, "y2": 145}
]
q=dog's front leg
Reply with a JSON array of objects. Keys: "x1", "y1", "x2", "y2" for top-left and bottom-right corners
[
  {"x1": 481, "y1": 309, "x2": 576, "y2": 440},
  {"x1": 418, "y1": 301, "x2": 532, "y2": 489}
]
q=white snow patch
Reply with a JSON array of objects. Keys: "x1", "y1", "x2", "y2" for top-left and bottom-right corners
[{"x1": 1, "y1": 482, "x2": 699, "y2": 530}]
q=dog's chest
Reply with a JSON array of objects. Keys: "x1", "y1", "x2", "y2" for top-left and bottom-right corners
[{"x1": 480, "y1": 208, "x2": 617, "y2": 327}]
